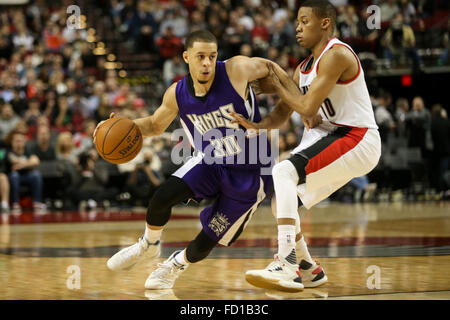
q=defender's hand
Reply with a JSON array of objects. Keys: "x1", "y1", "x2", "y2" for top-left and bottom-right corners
[
  {"x1": 93, "y1": 112, "x2": 116, "y2": 144},
  {"x1": 230, "y1": 111, "x2": 262, "y2": 138},
  {"x1": 303, "y1": 114, "x2": 323, "y2": 130}
]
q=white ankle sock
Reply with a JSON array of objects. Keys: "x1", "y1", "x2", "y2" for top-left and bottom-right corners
[
  {"x1": 1, "y1": 201, "x2": 9, "y2": 209},
  {"x1": 174, "y1": 249, "x2": 188, "y2": 265},
  {"x1": 296, "y1": 235, "x2": 314, "y2": 264},
  {"x1": 144, "y1": 224, "x2": 162, "y2": 244},
  {"x1": 278, "y1": 225, "x2": 297, "y2": 264}
]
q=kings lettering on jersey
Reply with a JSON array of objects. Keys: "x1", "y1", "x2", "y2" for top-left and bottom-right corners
[
  {"x1": 175, "y1": 61, "x2": 274, "y2": 171},
  {"x1": 186, "y1": 103, "x2": 238, "y2": 135}
]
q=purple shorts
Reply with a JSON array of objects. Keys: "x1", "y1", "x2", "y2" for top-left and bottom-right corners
[{"x1": 173, "y1": 155, "x2": 273, "y2": 246}]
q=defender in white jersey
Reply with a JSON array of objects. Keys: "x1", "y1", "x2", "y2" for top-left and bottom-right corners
[{"x1": 233, "y1": 0, "x2": 381, "y2": 292}]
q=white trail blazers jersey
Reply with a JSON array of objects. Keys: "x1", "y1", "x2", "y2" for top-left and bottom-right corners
[{"x1": 298, "y1": 37, "x2": 378, "y2": 129}]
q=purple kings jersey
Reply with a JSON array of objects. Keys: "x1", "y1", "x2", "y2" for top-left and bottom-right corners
[{"x1": 175, "y1": 61, "x2": 272, "y2": 170}]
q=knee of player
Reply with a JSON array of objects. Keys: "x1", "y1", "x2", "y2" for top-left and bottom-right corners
[
  {"x1": 272, "y1": 160, "x2": 299, "y2": 181},
  {"x1": 186, "y1": 231, "x2": 217, "y2": 263}
]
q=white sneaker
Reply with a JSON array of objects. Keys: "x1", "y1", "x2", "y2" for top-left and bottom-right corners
[
  {"x1": 145, "y1": 250, "x2": 188, "y2": 289},
  {"x1": 245, "y1": 254, "x2": 304, "y2": 292},
  {"x1": 145, "y1": 289, "x2": 179, "y2": 300},
  {"x1": 299, "y1": 259, "x2": 328, "y2": 288},
  {"x1": 107, "y1": 236, "x2": 160, "y2": 271}
]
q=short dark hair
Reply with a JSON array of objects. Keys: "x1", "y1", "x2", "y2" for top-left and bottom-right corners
[
  {"x1": 300, "y1": 0, "x2": 337, "y2": 31},
  {"x1": 185, "y1": 30, "x2": 218, "y2": 50}
]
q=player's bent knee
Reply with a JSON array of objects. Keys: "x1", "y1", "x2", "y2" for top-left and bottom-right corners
[
  {"x1": 186, "y1": 230, "x2": 217, "y2": 263},
  {"x1": 272, "y1": 160, "x2": 299, "y2": 184}
]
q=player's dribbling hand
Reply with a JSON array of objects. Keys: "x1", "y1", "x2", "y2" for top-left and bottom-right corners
[
  {"x1": 230, "y1": 111, "x2": 261, "y2": 138},
  {"x1": 93, "y1": 112, "x2": 116, "y2": 144}
]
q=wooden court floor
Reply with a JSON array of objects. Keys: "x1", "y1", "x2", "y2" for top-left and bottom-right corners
[{"x1": 1, "y1": 201, "x2": 449, "y2": 300}]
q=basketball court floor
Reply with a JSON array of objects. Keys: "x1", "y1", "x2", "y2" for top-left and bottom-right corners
[{"x1": 1, "y1": 201, "x2": 449, "y2": 300}]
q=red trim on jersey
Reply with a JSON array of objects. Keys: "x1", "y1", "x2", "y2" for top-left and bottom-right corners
[
  {"x1": 313, "y1": 37, "x2": 337, "y2": 74},
  {"x1": 332, "y1": 44, "x2": 361, "y2": 84},
  {"x1": 299, "y1": 54, "x2": 313, "y2": 74},
  {"x1": 305, "y1": 127, "x2": 368, "y2": 175},
  {"x1": 299, "y1": 54, "x2": 312, "y2": 69},
  {"x1": 301, "y1": 37, "x2": 337, "y2": 74}
]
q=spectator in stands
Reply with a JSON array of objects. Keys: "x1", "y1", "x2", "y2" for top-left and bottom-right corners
[
  {"x1": 0, "y1": 35, "x2": 13, "y2": 61},
  {"x1": 375, "y1": 92, "x2": 396, "y2": 142},
  {"x1": 406, "y1": 96, "x2": 431, "y2": 157},
  {"x1": 95, "y1": 93, "x2": 113, "y2": 122},
  {"x1": 0, "y1": 75, "x2": 15, "y2": 103},
  {"x1": 52, "y1": 94, "x2": 72, "y2": 130},
  {"x1": 26, "y1": 125, "x2": 56, "y2": 161},
  {"x1": 125, "y1": 0, "x2": 157, "y2": 53},
  {"x1": 68, "y1": 93, "x2": 88, "y2": 132},
  {"x1": 23, "y1": 97, "x2": 42, "y2": 127},
  {"x1": 12, "y1": 22, "x2": 34, "y2": 51},
  {"x1": 270, "y1": 19, "x2": 292, "y2": 51},
  {"x1": 240, "y1": 43, "x2": 253, "y2": 57},
  {"x1": 5, "y1": 131, "x2": 44, "y2": 213},
  {"x1": 438, "y1": 18, "x2": 450, "y2": 66},
  {"x1": 399, "y1": 0, "x2": 416, "y2": 26},
  {"x1": 10, "y1": 88, "x2": 27, "y2": 117},
  {"x1": 86, "y1": 81, "x2": 106, "y2": 117},
  {"x1": 382, "y1": 13, "x2": 422, "y2": 69},
  {"x1": 251, "y1": 13, "x2": 270, "y2": 46},
  {"x1": 70, "y1": 151, "x2": 118, "y2": 210},
  {"x1": 189, "y1": 10, "x2": 207, "y2": 32},
  {"x1": 394, "y1": 97, "x2": 410, "y2": 138},
  {"x1": 159, "y1": 5, "x2": 189, "y2": 38},
  {"x1": 0, "y1": 103, "x2": 20, "y2": 143},
  {"x1": 123, "y1": 150, "x2": 161, "y2": 206},
  {"x1": 380, "y1": 0, "x2": 400, "y2": 23},
  {"x1": 430, "y1": 104, "x2": 450, "y2": 192},
  {"x1": 73, "y1": 119, "x2": 96, "y2": 156},
  {"x1": 162, "y1": 54, "x2": 187, "y2": 88},
  {"x1": 156, "y1": 26, "x2": 183, "y2": 62},
  {"x1": 56, "y1": 132, "x2": 77, "y2": 163},
  {"x1": 337, "y1": 5, "x2": 359, "y2": 41}
]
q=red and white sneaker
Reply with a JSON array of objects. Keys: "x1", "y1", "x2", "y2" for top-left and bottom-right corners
[
  {"x1": 245, "y1": 254, "x2": 304, "y2": 292},
  {"x1": 299, "y1": 259, "x2": 328, "y2": 288}
]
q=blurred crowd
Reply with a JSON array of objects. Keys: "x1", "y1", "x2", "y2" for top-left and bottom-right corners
[
  {"x1": 104, "y1": 0, "x2": 450, "y2": 75},
  {"x1": 0, "y1": 0, "x2": 449, "y2": 213}
]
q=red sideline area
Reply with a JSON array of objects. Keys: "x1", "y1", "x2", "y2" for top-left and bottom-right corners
[{"x1": 1, "y1": 211, "x2": 198, "y2": 224}]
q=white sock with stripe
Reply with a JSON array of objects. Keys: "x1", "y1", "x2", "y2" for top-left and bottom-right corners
[
  {"x1": 174, "y1": 249, "x2": 189, "y2": 265},
  {"x1": 278, "y1": 225, "x2": 297, "y2": 265},
  {"x1": 144, "y1": 224, "x2": 162, "y2": 244}
]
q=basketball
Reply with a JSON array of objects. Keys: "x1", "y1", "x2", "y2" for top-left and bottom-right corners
[{"x1": 94, "y1": 116, "x2": 143, "y2": 164}]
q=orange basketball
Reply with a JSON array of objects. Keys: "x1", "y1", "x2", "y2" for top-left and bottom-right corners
[{"x1": 94, "y1": 116, "x2": 143, "y2": 164}]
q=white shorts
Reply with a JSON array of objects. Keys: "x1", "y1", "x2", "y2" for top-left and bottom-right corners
[{"x1": 290, "y1": 123, "x2": 381, "y2": 209}]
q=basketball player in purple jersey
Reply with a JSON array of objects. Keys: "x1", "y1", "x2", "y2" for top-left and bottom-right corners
[{"x1": 94, "y1": 30, "x2": 297, "y2": 290}]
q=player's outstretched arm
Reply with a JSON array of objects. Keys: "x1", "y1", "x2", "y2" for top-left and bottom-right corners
[
  {"x1": 93, "y1": 83, "x2": 179, "y2": 142},
  {"x1": 269, "y1": 47, "x2": 352, "y2": 118},
  {"x1": 134, "y1": 83, "x2": 178, "y2": 137}
]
